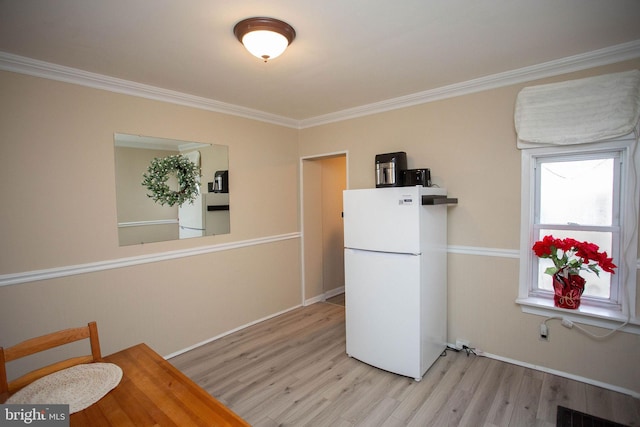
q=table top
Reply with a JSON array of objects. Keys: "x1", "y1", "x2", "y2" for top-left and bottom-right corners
[{"x1": 70, "y1": 343, "x2": 249, "y2": 427}]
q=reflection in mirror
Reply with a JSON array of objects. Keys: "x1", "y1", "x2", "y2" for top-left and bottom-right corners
[{"x1": 114, "y1": 133, "x2": 229, "y2": 246}]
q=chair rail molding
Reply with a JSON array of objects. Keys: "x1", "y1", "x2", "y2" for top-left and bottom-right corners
[{"x1": 0, "y1": 233, "x2": 300, "y2": 287}]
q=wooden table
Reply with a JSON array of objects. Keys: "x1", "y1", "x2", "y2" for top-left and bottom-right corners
[{"x1": 70, "y1": 343, "x2": 250, "y2": 426}]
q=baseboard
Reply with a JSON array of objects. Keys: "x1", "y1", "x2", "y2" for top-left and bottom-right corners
[
  {"x1": 325, "y1": 286, "x2": 345, "y2": 299},
  {"x1": 304, "y1": 295, "x2": 324, "y2": 305},
  {"x1": 304, "y1": 286, "x2": 345, "y2": 306},
  {"x1": 446, "y1": 342, "x2": 640, "y2": 399},
  {"x1": 164, "y1": 303, "x2": 302, "y2": 360}
]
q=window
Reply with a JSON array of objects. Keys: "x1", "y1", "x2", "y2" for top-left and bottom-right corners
[
  {"x1": 533, "y1": 153, "x2": 620, "y2": 308},
  {"x1": 518, "y1": 136, "x2": 639, "y2": 330}
]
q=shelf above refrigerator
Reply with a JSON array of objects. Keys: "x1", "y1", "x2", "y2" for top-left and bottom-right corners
[{"x1": 421, "y1": 195, "x2": 458, "y2": 205}]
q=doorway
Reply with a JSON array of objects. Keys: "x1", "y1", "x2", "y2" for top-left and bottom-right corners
[{"x1": 301, "y1": 152, "x2": 347, "y2": 305}]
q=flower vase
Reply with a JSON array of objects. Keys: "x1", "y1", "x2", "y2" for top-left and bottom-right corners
[{"x1": 552, "y1": 273, "x2": 585, "y2": 309}]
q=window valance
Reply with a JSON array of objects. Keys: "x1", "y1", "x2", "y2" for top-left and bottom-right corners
[{"x1": 514, "y1": 69, "x2": 640, "y2": 148}]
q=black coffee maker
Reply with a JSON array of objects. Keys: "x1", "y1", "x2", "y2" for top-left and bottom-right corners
[
  {"x1": 375, "y1": 152, "x2": 407, "y2": 188},
  {"x1": 212, "y1": 170, "x2": 228, "y2": 193}
]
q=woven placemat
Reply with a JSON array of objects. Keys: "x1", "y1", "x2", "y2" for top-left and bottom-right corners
[{"x1": 6, "y1": 362, "x2": 123, "y2": 414}]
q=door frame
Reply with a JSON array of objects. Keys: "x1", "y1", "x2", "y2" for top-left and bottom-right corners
[{"x1": 299, "y1": 151, "x2": 349, "y2": 305}]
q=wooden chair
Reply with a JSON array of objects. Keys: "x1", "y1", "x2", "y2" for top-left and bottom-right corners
[{"x1": 0, "y1": 321, "x2": 102, "y2": 401}]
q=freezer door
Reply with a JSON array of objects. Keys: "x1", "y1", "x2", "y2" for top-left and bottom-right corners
[
  {"x1": 343, "y1": 187, "x2": 445, "y2": 254},
  {"x1": 345, "y1": 248, "x2": 422, "y2": 379}
]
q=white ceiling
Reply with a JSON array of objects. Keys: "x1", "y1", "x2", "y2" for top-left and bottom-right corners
[{"x1": 1, "y1": 0, "x2": 640, "y2": 124}]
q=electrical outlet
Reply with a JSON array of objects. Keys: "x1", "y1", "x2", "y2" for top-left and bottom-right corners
[
  {"x1": 539, "y1": 323, "x2": 549, "y2": 341},
  {"x1": 455, "y1": 339, "x2": 470, "y2": 350}
]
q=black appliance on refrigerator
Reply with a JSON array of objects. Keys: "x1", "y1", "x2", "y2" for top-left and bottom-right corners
[
  {"x1": 375, "y1": 152, "x2": 407, "y2": 187},
  {"x1": 375, "y1": 152, "x2": 431, "y2": 187}
]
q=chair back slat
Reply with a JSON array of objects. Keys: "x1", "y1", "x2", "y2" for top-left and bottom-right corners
[
  {"x1": 4, "y1": 326, "x2": 92, "y2": 361},
  {"x1": 0, "y1": 321, "x2": 101, "y2": 400}
]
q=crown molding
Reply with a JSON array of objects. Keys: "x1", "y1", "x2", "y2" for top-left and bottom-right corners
[
  {"x1": 299, "y1": 39, "x2": 640, "y2": 128},
  {"x1": 0, "y1": 51, "x2": 300, "y2": 129},
  {"x1": 2, "y1": 40, "x2": 639, "y2": 130}
]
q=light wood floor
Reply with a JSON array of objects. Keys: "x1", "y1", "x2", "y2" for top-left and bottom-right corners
[{"x1": 170, "y1": 302, "x2": 640, "y2": 427}]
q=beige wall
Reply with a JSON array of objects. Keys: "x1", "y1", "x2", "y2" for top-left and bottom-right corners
[
  {"x1": 0, "y1": 72, "x2": 301, "y2": 376},
  {"x1": 299, "y1": 59, "x2": 640, "y2": 394},
  {"x1": 321, "y1": 156, "x2": 346, "y2": 294},
  {"x1": 302, "y1": 159, "x2": 324, "y2": 300},
  {"x1": 302, "y1": 155, "x2": 347, "y2": 301},
  {"x1": 2, "y1": 57, "x2": 640, "y2": 395}
]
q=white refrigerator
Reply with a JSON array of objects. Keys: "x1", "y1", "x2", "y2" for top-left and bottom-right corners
[
  {"x1": 343, "y1": 186, "x2": 448, "y2": 381},
  {"x1": 178, "y1": 192, "x2": 206, "y2": 238},
  {"x1": 178, "y1": 150, "x2": 205, "y2": 238}
]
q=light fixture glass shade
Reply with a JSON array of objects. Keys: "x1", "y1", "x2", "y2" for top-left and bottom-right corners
[
  {"x1": 234, "y1": 17, "x2": 296, "y2": 62},
  {"x1": 242, "y1": 30, "x2": 289, "y2": 61}
]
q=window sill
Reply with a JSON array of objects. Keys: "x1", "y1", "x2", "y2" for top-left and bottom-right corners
[{"x1": 516, "y1": 296, "x2": 640, "y2": 335}]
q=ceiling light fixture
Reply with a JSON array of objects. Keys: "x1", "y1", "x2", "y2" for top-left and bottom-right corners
[{"x1": 234, "y1": 17, "x2": 296, "y2": 62}]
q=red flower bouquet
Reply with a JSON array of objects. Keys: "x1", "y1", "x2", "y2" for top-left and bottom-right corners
[{"x1": 532, "y1": 235, "x2": 617, "y2": 309}]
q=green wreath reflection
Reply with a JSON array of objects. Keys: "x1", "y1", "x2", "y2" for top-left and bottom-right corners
[{"x1": 142, "y1": 155, "x2": 200, "y2": 207}]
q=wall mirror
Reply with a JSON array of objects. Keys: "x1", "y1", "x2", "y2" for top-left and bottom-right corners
[{"x1": 114, "y1": 133, "x2": 230, "y2": 246}]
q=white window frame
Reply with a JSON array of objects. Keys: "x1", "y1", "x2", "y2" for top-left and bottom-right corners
[
  {"x1": 531, "y1": 151, "x2": 621, "y2": 306},
  {"x1": 517, "y1": 134, "x2": 640, "y2": 334}
]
